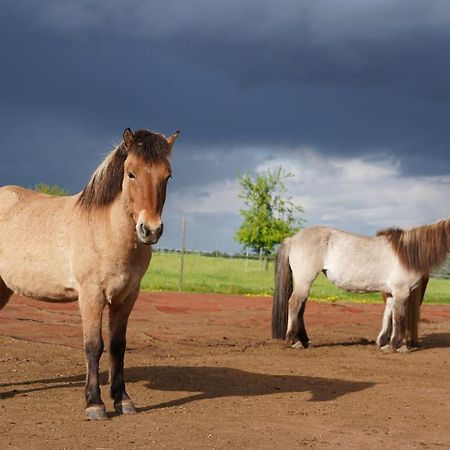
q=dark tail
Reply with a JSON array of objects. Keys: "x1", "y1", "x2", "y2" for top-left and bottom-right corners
[{"x1": 272, "y1": 239, "x2": 293, "y2": 339}]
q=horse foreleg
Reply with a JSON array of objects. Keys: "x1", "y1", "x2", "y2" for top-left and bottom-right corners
[
  {"x1": 376, "y1": 295, "x2": 394, "y2": 347},
  {"x1": 385, "y1": 291, "x2": 408, "y2": 352},
  {"x1": 108, "y1": 289, "x2": 139, "y2": 415},
  {"x1": 79, "y1": 293, "x2": 107, "y2": 420}
]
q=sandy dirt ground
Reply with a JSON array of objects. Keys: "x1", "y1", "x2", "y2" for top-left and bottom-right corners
[{"x1": 1, "y1": 292, "x2": 450, "y2": 449}]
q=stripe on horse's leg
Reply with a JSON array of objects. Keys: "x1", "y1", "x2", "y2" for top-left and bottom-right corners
[
  {"x1": 79, "y1": 295, "x2": 108, "y2": 420},
  {"x1": 108, "y1": 291, "x2": 139, "y2": 415}
]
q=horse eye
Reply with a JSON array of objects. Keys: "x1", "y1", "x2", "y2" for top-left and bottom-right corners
[{"x1": 128, "y1": 172, "x2": 136, "y2": 180}]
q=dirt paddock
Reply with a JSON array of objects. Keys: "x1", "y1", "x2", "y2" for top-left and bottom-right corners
[{"x1": 1, "y1": 292, "x2": 450, "y2": 449}]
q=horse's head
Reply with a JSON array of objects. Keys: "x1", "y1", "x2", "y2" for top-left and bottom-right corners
[{"x1": 122, "y1": 128, "x2": 179, "y2": 245}]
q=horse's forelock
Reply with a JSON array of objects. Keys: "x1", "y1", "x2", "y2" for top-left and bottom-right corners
[{"x1": 130, "y1": 130, "x2": 171, "y2": 163}]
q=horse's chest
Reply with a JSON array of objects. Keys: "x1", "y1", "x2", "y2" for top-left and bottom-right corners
[
  {"x1": 75, "y1": 245, "x2": 151, "y2": 304},
  {"x1": 104, "y1": 272, "x2": 134, "y2": 303},
  {"x1": 101, "y1": 260, "x2": 149, "y2": 304}
]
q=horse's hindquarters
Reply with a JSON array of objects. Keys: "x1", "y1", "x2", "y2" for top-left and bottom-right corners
[{"x1": 0, "y1": 187, "x2": 79, "y2": 301}]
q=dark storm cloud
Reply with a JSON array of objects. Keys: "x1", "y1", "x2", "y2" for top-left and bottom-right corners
[
  {"x1": 6, "y1": 0, "x2": 450, "y2": 95},
  {"x1": 1, "y1": 0, "x2": 449, "y2": 178},
  {"x1": 7, "y1": 0, "x2": 450, "y2": 91}
]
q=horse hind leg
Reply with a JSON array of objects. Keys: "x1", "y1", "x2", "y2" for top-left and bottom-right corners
[
  {"x1": 286, "y1": 283, "x2": 313, "y2": 348},
  {"x1": 285, "y1": 261, "x2": 320, "y2": 348},
  {"x1": 0, "y1": 277, "x2": 13, "y2": 311},
  {"x1": 293, "y1": 301, "x2": 311, "y2": 348}
]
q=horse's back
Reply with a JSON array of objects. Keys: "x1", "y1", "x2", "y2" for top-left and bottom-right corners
[
  {"x1": 0, "y1": 185, "x2": 77, "y2": 238},
  {"x1": 0, "y1": 185, "x2": 25, "y2": 213},
  {"x1": 0, "y1": 185, "x2": 75, "y2": 215},
  {"x1": 287, "y1": 225, "x2": 396, "y2": 292},
  {"x1": 289, "y1": 226, "x2": 332, "y2": 249}
]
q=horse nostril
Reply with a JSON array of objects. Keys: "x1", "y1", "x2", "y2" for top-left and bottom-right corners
[
  {"x1": 139, "y1": 222, "x2": 150, "y2": 238},
  {"x1": 157, "y1": 223, "x2": 164, "y2": 237}
]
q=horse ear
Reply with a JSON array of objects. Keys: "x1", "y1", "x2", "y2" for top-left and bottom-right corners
[
  {"x1": 166, "y1": 130, "x2": 180, "y2": 152},
  {"x1": 123, "y1": 128, "x2": 134, "y2": 149}
]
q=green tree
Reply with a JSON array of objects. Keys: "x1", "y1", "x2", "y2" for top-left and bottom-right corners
[
  {"x1": 235, "y1": 168, "x2": 304, "y2": 268},
  {"x1": 33, "y1": 183, "x2": 69, "y2": 196}
]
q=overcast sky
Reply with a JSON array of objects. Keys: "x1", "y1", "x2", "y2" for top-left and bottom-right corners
[{"x1": 1, "y1": 0, "x2": 449, "y2": 252}]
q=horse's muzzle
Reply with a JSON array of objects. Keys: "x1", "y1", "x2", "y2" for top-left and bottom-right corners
[{"x1": 136, "y1": 221, "x2": 164, "y2": 245}]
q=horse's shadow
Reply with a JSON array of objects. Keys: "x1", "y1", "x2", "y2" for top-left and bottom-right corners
[
  {"x1": 308, "y1": 337, "x2": 375, "y2": 348},
  {"x1": 417, "y1": 332, "x2": 450, "y2": 350},
  {"x1": 0, "y1": 365, "x2": 375, "y2": 409},
  {"x1": 316, "y1": 333, "x2": 450, "y2": 351}
]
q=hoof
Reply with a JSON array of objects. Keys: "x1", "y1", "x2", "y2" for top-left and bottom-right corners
[
  {"x1": 291, "y1": 340, "x2": 311, "y2": 349},
  {"x1": 396, "y1": 345, "x2": 411, "y2": 353},
  {"x1": 86, "y1": 405, "x2": 109, "y2": 420},
  {"x1": 380, "y1": 344, "x2": 394, "y2": 353},
  {"x1": 291, "y1": 341, "x2": 303, "y2": 349},
  {"x1": 114, "y1": 399, "x2": 137, "y2": 415}
]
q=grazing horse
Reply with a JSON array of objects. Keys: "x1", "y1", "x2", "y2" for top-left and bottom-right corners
[
  {"x1": 0, "y1": 128, "x2": 179, "y2": 419},
  {"x1": 272, "y1": 221, "x2": 450, "y2": 352}
]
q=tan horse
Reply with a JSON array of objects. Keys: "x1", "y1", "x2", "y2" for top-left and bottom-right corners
[
  {"x1": 0, "y1": 128, "x2": 179, "y2": 419},
  {"x1": 272, "y1": 221, "x2": 450, "y2": 352}
]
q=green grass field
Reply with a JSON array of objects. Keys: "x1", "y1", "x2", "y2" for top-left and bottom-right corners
[{"x1": 141, "y1": 252, "x2": 450, "y2": 304}]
